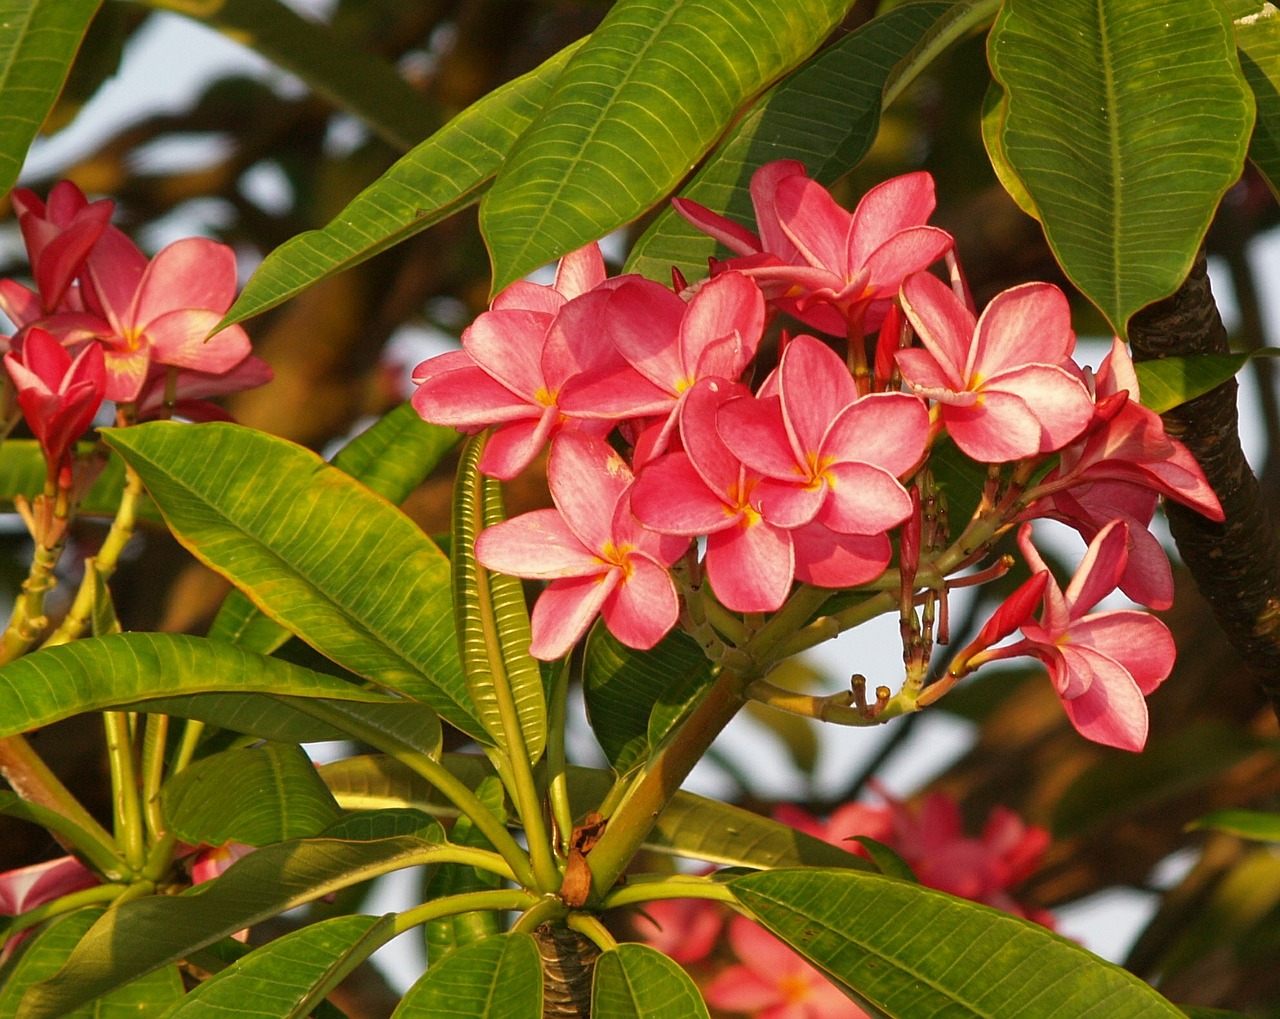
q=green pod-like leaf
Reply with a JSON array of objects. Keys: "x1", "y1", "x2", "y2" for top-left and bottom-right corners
[
  {"x1": 590, "y1": 943, "x2": 710, "y2": 1018},
  {"x1": 393, "y1": 932, "x2": 542, "y2": 1019},
  {"x1": 452, "y1": 433, "x2": 547, "y2": 764},
  {"x1": 102, "y1": 421, "x2": 484, "y2": 739}
]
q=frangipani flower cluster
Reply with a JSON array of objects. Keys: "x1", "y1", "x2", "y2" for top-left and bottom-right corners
[{"x1": 413, "y1": 160, "x2": 1223, "y2": 752}]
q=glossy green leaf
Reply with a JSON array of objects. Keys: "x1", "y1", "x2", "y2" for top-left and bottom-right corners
[
  {"x1": 583, "y1": 625, "x2": 713, "y2": 774},
  {"x1": 0, "y1": 908, "x2": 182, "y2": 1019},
  {"x1": 1133, "y1": 353, "x2": 1251, "y2": 414},
  {"x1": 394, "y1": 932, "x2": 541, "y2": 1019},
  {"x1": 0, "y1": 0, "x2": 100, "y2": 196},
  {"x1": 0, "y1": 632, "x2": 394, "y2": 740},
  {"x1": 223, "y1": 39, "x2": 584, "y2": 327},
  {"x1": 207, "y1": 401, "x2": 460, "y2": 656},
  {"x1": 162, "y1": 742, "x2": 342, "y2": 847},
  {"x1": 591, "y1": 943, "x2": 709, "y2": 1019},
  {"x1": 730, "y1": 868, "x2": 1186, "y2": 1018},
  {"x1": 1053, "y1": 722, "x2": 1272, "y2": 838},
  {"x1": 146, "y1": 0, "x2": 433, "y2": 150},
  {"x1": 979, "y1": 79, "x2": 1037, "y2": 219},
  {"x1": 846, "y1": 837, "x2": 916, "y2": 882},
  {"x1": 1187, "y1": 808, "x2": 1280, "y2": 843},
  {"x1": 452, "y1": 434, "x2": 546, "y2": 763},
  {"x1": 1232, "y1": 1, "x2": 1280, "y2": 196},
  {"x1": 102, "y1": 422, "x2": 484, "y2": 739},
  {"x1": 481, "y1": 0, "x2": 854, "y2": 294},
  {"x1": 987, "y1": 0, "x2": 1254, "y2": 335},
  {"x1": 19, "y1": 823, "x2": 453, "y2": 1019},
  {"x1": 626, "y1": 0, "x2": 957, "y2": 283},
  {"x1": 157, "y1": 914, "x2": 396, "y2": 1019}
]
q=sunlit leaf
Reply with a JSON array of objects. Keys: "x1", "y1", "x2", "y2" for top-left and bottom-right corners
[
  {"x1": 591, "y1": 944, "x2": 709, "y2": 1018},
  {"x1": 1133, "y1": 353, "x2": 1251, "y2": 414},
  {"x1": 1187, "y1": 808, "x2": 1280, "y2": 843},
  {"x1": 481, "y1": 0, "x2": 854, "y2": 294},
  {"x1": 730, "y1": 868, "x2": 1187, "y2": 1017},
  {"x1": 1230, "y1": 0, "x2": 1280, "y2": 196},
  {"x1": 987, "y1": 0, "x2": 1254, "y2": 334},
  {"x1": 393, "y1": 932, "x2": 541, "y2": 1019}
]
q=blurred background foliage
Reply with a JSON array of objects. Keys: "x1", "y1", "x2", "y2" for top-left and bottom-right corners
[{"x1": 2, "y1": 1, "x2": 1280, "y2": 1015}]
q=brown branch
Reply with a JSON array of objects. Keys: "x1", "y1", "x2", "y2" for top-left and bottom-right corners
[{"x1": 1128, "y1": 251, "x2": 1280, "y2": 719}]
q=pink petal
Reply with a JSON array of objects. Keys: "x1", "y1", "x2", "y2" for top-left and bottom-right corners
[
  {"x1": 412, "y1": 362, "x2": 535, "y2": 427},
  {"x1": 705, "y1": 516, "x2": 794, "y2": 612},
  {"x1": 548, "y1": 432, "x2": 631, "y2": 553},
  {"x1": 553, "y1": 243, "x2": 607, "y2": 299},
  {"x1": 145, "y1": 314, "x2": 250, "y2": 373},
  {"x1": 792, "y1": 524, "x2": 891, "y2": 588},
  {"x1": 973, "y1": 282, "x2": 1074, "y2": 374},
  {"x1": 822, "y1": 392, "x2": 929, "y2": 478},
  {"x1": 1056, "y1": 647, "x2": 1150, "y2": 751},
  {"x1": 671, "y1": 197, "x2": 762, "y2": 256},
  {"x1": 899, "y1": 272, "x2": 975, "y2": 384},
  {"x1": 847, "y1": 171, "x2": 937, "y2": 267},
  {"x1": 632, "y1": 453, "x2": 737, "y2": 534},
  {"x1": 103, "y1": 342, "x2": 151, "y2": 403},
  {"x1": 819, "y1": 462, "x2": 912, "y2": 535},
  {"x1": 779, "y1": 335, "x2": 858, "y2": 456},
  {"x1": 750, "y1": 159, "x2": 809, "y2": 259},
  {"x1": 718, "y1": 394, "x2": 800, "y2": 480},
  {"x1": 602, "y1": 554, "x2": 679, "y2": 649},
  {"x1": 529, "y1": 571, "x2": 619, "y2": 660},
  {"x1": 983, "y1": 363, "x2": 1093, "y2": 452},
  {"x1": 604, "y1": 278, "x2": 686, "y2": 391},
  {"x1": 942, "y1": 390, "x2": 1045, "y2": 463},
  {"x1": 860, "y1": 226, "x2": 953, "y2": 295},
  {"x1": 774, "y1": 175, "x2": 856, "y2": 275},
  {"x1": 894, "y1": 346, "x2": 961, "y2": 394},
  {"x1": 1070, "y1": 611, "x2": 1174, "y2": 695},
  {"x1": 704, "y1": 967, "x2": 784, "y2": 1012},
  {"x1": 133, "y1": 238, "x2": 237, "y2": 327},
  {"x1": 541, "y1": 289, "x2": 626, "y2": 391},
  {"x1": 678, "y1": 378, "x2": 751, "y2": 497},
  {"x1": 463, "y1": 309, "x2": 553, "y2": 399},
  {"x1": 475, "y1": 509, "x2": 603, "y2": 579},
  {"x1": 82, "y1": 227, "x2": 148, "y2": 332},
  {"x1": 1062, "y1": 519, "x2": 1128, "y2": 615},
  {"x1": 558, "y1": 362, "x2": 671, "y2": 419},
  {"x1": 480, "y1": 409, "x2": 559, "y2": 480},
  {"x1": 678, "y1": 271, "x2": 764, "y2": 380},
  {"x1": 753, "y1": 477, "x2": 826, "y2": 529},
  {"x1": 490, "y1": 280, "x2": 566, "y2": 315}
]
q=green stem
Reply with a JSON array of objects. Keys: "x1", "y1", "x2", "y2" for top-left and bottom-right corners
[
  {"x1": 601, "y1": 875, "x2": 739, "y2": 910},
  {"x1": 743, "y1": 585, "x2": 833, "y2": 665},
  {"x1": 566, "y1": 912, "x2": 617, "y2": 952},
  {"x1": 0, "y1": 533, "x2": 63, "y2": 664},
  {"x1": 511, "y1": 895, "x2": 569, "y2": 935},
  {"x1": 545, "y1": 658, "x2": 574, "y2": 859},
  {"x1": 170, "y1": 719, "x2": 205, "y2": 774},
  {"x1": 141, "y1": 713, "x2": 169, "y2": 843},
  {"x1": 4, "y1": 882, "x2": 128, "y2": 934},
  {"x1": 103, "y1": 712, "x2": 145, "y2": 872},
  {"x1": 394, "y1": 887, "x2": 540, "y2": 936}
]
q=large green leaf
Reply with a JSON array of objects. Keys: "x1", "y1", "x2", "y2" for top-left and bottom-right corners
[
  {"x1": 452, "y1": 434, "x2": 546, "y2": 763},
  {"x1": 393, "y1": 932, "x2": 542, "y2": 1019},
  {"x1": 582, "y1": 625, "x2": 713, "y2": 774},
  {"x1": 626, "y1": 0, "x2": 957, "y2": 284},
  {"x1": 590, "y1": 944, "x2": 709, "y2": 1019},
  {"x1": 0, "y1": 909, "x2": 182, "y2": 1019},
  {"x1": 986, "y1": 0, "x2": 1254, "y2": 335},
  {"x1": 222, "y1": 38, "x2": 584, "y2": 327},
  {"x1": 1133, "y1": 353, "x2": 1252, "y2": 414},
  {"x1": 156, "y1": 914, "x2": 396, "y2": 1019},
  {"x1": 18, "y1": 821, "x2": 455, "y2": 1019},
  {"x1": 729, "y1": 868, "x2": 1187, "y2": 1018},
  {"x1": 1231, "y1": 0, "x2": 1280, "y2": 196},
  {"x1": 207, "y1": 401, "x2": 460, "y2": 655},
  {"x1": 0, "y1": 632, "x2": 394, "y2": 740},
  {"x1": 480, "y1": 0, "x2": 854, "y2": 294},
  {"x1": 0, "y1": 0, "x2": 100, "y2": 196},
  {"x1": 161, "y1": 742, "x2": 342, "y2": 848},
  {"x1": 102, "y1": 422, "x2": 485, "y2": 739}
]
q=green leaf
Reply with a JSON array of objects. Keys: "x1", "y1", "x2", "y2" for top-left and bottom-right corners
[
  {"x1": 0, "y1": 792, "x2": 121, "y2": 876},
  {"x1": 591, "y1": 943, "x2": 709, "y2": 1019},
  {"x1": 730, "y1": 868, "x2": 1187, "y2": 1018},
  {"x1": 0, "y1": 0, "x2": 100, "y2": 196},
  {"x1": 1133, "y1": 353, "x2": 1251, "y2": 414},
  {"x1": 207, "y1": 401, "x2": 461, "y2": 656},
  {"x1": 1232, "y1": 1, "x2": 1280, "y2": 196},
  {"x1": 0, "y1": 632, "x2": 395, "y2": 740},
  {"x1": 846, "y1": 837, "x2": 917, "y2": 882},
  {"x1": 156, "y1": 914, "x2": 396, "y2": 1019},
  {"x1": 222, "y1": 39, "x2": 584, "y2": 327},
  {"x1": 452, "y1": 434, "x2": 546, "y2": 763},
  {"x1": 19, "y1": 826, "x2": 451, "y2": 1018},
  {"x1": 0, "y1": 909, "x2": 182, "y2": 1019},
  {"x1": 0, "y1": 442, "x2": 162, "y2": 523},
  {"x1": 1179, "y1": 1008, "x2": 1258, "y2": 1019},
  {"x1": 394, "y1": 932, "x2": 541, "y2": 1019},
  {"x1": 162, "y1": 742, "x2": 342, "y2": 848},
  {"x1": 583, "y1": 625, "x2": 713, "y2": 774},
  {"x1": 101, "y1": 422, "x2": 484, "y2": 739},
  {"x1": 481, "y1": 0, "x2": 854, "y2": 294},
  {"x1": 1052, "y1": 722, "x2": 1273, "y2": 838},
  {"x1": 979, "y1": 79, "x2": 1037, "y2": 219},
  {"x1": 1187, "y1": 808, "x2": 1280, "y2": 843},
  {"x1": 987, "y1": 0, "x2": 1254, "y2": 334},
  {"x1": 626, "y1": 0, "x2": 957, "y2": 284}
]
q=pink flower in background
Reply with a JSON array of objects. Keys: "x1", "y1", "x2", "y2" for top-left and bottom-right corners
[
  {"x1": 631, "y1": 898, "x2": 724, "y2": 965},
  {"x1": 896, "y1": 272, "x2": 1094, "y2": 462},
  {"x1": 475, "y1": 432, "x2": 688, "y2": 659},
  {"x1": 190, "y1": 842, "x2": 256, "y2": 942},
  {"x1": 674, "y1": 161, "x2": 952, "y2": 336},
  {"x1": 0, "y1": 855, "x2": 100, "y2": 961}
]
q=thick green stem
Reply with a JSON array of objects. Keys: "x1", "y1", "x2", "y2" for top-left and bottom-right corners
[
  {"x1": 546, "y1": 658, "x2": 574, "y2": 859},
  {"x1": 141, "y1": 713, "x2": 169, "y2": 843},
  {"x1": 601, "y1": 875, "x2": 739, "y2": 910},
  {"x1": 0, "y1": 534, "x2": 62, "y2": 664},
  {"x1": 103, "y1": 712, "x2": 145, "y2": 871},
  {"x1": 394, "y1": 888, "x2": 540, "y2": 935}
]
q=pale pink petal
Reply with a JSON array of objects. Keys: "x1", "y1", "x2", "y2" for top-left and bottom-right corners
[
  {"x1": 750, "y1": 159, "x2": 808, "y2": 259},
  {"x1": 984, "y1": 363, "x2": 1093, "y2": 452},
  {"x1": 553, "y1": 243, "x2": 607, "y2": 299},
  {"x1": 529, "y1": 571, "x2": 619, "y2": 660},
  {"x1": 463, "y1": 309, "x2": 552, "y2": 399},
  {"x1": 718, "y1": 394, "x2": 800, "y2": 480},
  {"x1": 82, "y1": 227, "x2": 148, "y2": 331},
  {"x1": 894, "y1": 347, "x2": 961, "y2": 394},
  {"x1": 1062, "y1": 519, "x2": 1128, "y2": 614},
  {"x1": 847, "y1": 171, "x2": 937, "y2": 267},
  {"x1": 475, "y1": 510, "x2": 603, "y2": 579},
  {"x1": 480, "y1": 409, "x2": 559, "y2": 480},
  {"x1": 678, "y1": 271, "x2": 764, "y2": 379},
  {"x1": 412, "y1": 363, "x2": 535, "y2": 427},
  {"x1": 548, "y1": 432, "x2": 631, "y2": 552},
  {"x1": 541, "y1": 289, "x2": 625, "y2": 391},
  {"x1": 671, "y1": 197, "x2": 762, "y2": 256},
  {"x1": 557, "y1": 362, "x2": 671, "y2": 419},
  {"x1": 133, "y1": 238, "x2": 237, "y2": 327},
  {"x1": 1070, "y1": 611, "x2": 1174, "y2": 695},
  {"x1": 792, "y1": 524, "x2": 891, "y2": 588},
  {"x1": 632, "y1": 453, "x2": 736, "y2": 534},
  {"x1": 819, "y1": 462, "x2": 912, "y2": 535},
  {"x1": 145, "y1": 313, "x2": 251, "y2": 373},
  {"x1": 972, "y1": 282, "x2": 1075, "y2": 374},
  {"x1": 943, "y1": 391, "x2": 1044, "y2": 462},
  {"x1": 822, "y1": 392, "x2": 929, "y2": 478},
  {"x1": 774, "y1": 175, "x2": 856, "y2": 274},
  {"x1": 899, "y1": 272, "x2": 975, "y2": 383},
  {"x1": 604, "y1": 279, "x2": 686, "y2": 391},
  {"x1": 753, "y1": 477, "x2": 826, "y2": 529},
  {"x1": 779, "y1": 335, "x2": 858, "y2": 455},
  {"x1": 705, "y1": 517, "x2": 794, "y2": 612},
  {"x1": 490, "y1": 280, "x2": 565, "y2": 315},
  {"x1": 860, "y1": 227, "x2": 953, "y2": 295},
  {"x1": 1056, "y1": 647, "x2": 1150, "y2": 751},
  {"x1": 679, "y1": 378, "x2": 752, "y2": 496},
  {"x1": 602, "y1": 554, "x2": 678, "y2": 649}
]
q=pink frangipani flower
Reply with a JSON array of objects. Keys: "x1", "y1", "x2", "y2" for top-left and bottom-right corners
[
  {"x1": 896, "y1": 272, "x2": 1094, "y2": 462},
  {"x1": 9, "y1": 181, "x2": 113, "y2": 313},
  {"x1": 631, "y1": 897, "x2": 725, "y2": 965},
  {"x1": 1, "y1": 855, "x2": 100, "y2": 961},
  {"x1": 475, "y1": 432, "x2": 688, "y2": 659}
]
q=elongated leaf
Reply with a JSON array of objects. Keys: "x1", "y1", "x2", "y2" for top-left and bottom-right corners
[
  {"x1": 591, "y1": 944, "x2": 709, "y2": 1019},
  {"x1": 157, "y1": 914, "x2": 396, "y2": 1019},
  {"x1": 0, "y1": 909, "x2": 182, "y2": 1019},
  {"x1": 583, "y1": 624, "x2": 712, "y2": 774},
  {"x1": 452, "y1": 434, "x2": 546, "y2": 762},
  {"x1": 162, "y1": 742, "x2": 342, "y2": 847},
  {"x1": 393, "y1": 932, "x2": 542, "y2": 1019},
  {"x1": 19, "y1": 824, "x2": 452, "y2": 1019},
  {"x1": 1187, "y1": 808, "x2": 1280, "y2": 843},
  {"x1": 102, "y1": 422, "x2": 485, "y2": 739},
  {"x1": 481, "y1": 0, "x2": 854, "y2": 294},
  {"x1": 207, "y1": 401, "x2": 460, "y2": 655},
  {"x1": 627, "y1": 0, "x2": 956, "y2": 283},
  {"x1": 987, "y1": 0, "x2": 1254, "y2": 334},
  {"x1": 730, "y1": 868, "x2": 1187, "y2": 1018},
  {"x1": 0, "y1": 0, "x2": 100, "y2": 196},
  {"x1": 1134, "y1": 353, "x2": 1251, "y2": 414},
  {"x1": 1231, "y1": 1, "x2": 1280, "y2": 195},
  {"x1": 223, "y1": 39, "x2": 584, "y2": 327},
  {"x1": 0, "y1": 633, "x2": 393, "y2": 740}
]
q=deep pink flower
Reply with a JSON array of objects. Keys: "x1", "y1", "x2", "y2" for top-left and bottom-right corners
[
  {"x1": 674, "y1": 161, "x2": 952, "y2": 337},
  {"x1": 475, "y1": 432, "x2": 688, "y2": 659},
  {"x1": 0, "y1": 855, "x2": 100, "y2": 960},
  {"x1": 8, "y1": 182, "x2": 113, "y2": 313},
  {"x1": 4, "y1": 327, "x2": 106, "y2": 488},
  {"x1": 896, "y1": 273, "x2": 1094, "y2": 462},
  {"x1": 632, "y1": 897, "x2": 725, "y2": 965}
]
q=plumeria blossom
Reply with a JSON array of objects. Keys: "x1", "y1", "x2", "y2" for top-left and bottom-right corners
[
  {"x1": 4, "y1": 327, "x2": 107, "y2": 489},
  {"x1": 674, "y1": 161, "x2": 953, "y2": 337},
  {"x1": 896, "y1": 272, "x2": 1094, "y2": 462},
  {"x1": 0, "y1": 855, "x2": 100, "y2": 961},
  {"x1": 958, "y1": 522, "x2": 1175, "y2": 751},
  {"x1": 7, "y1": 182, "x2": 113, "y2": 315},
  {"x1": 132, "y1": 354, "x2": 274, "y2": 423},
  {"x1": 475, "y1": 432, "x2": 688, "y2": 659},
  {"x1": 630, "y1": 897, "x2": 724, "y2": 965},
  {"x1": 412, "y1": 243, "x2": 624, "y2": 479}
]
